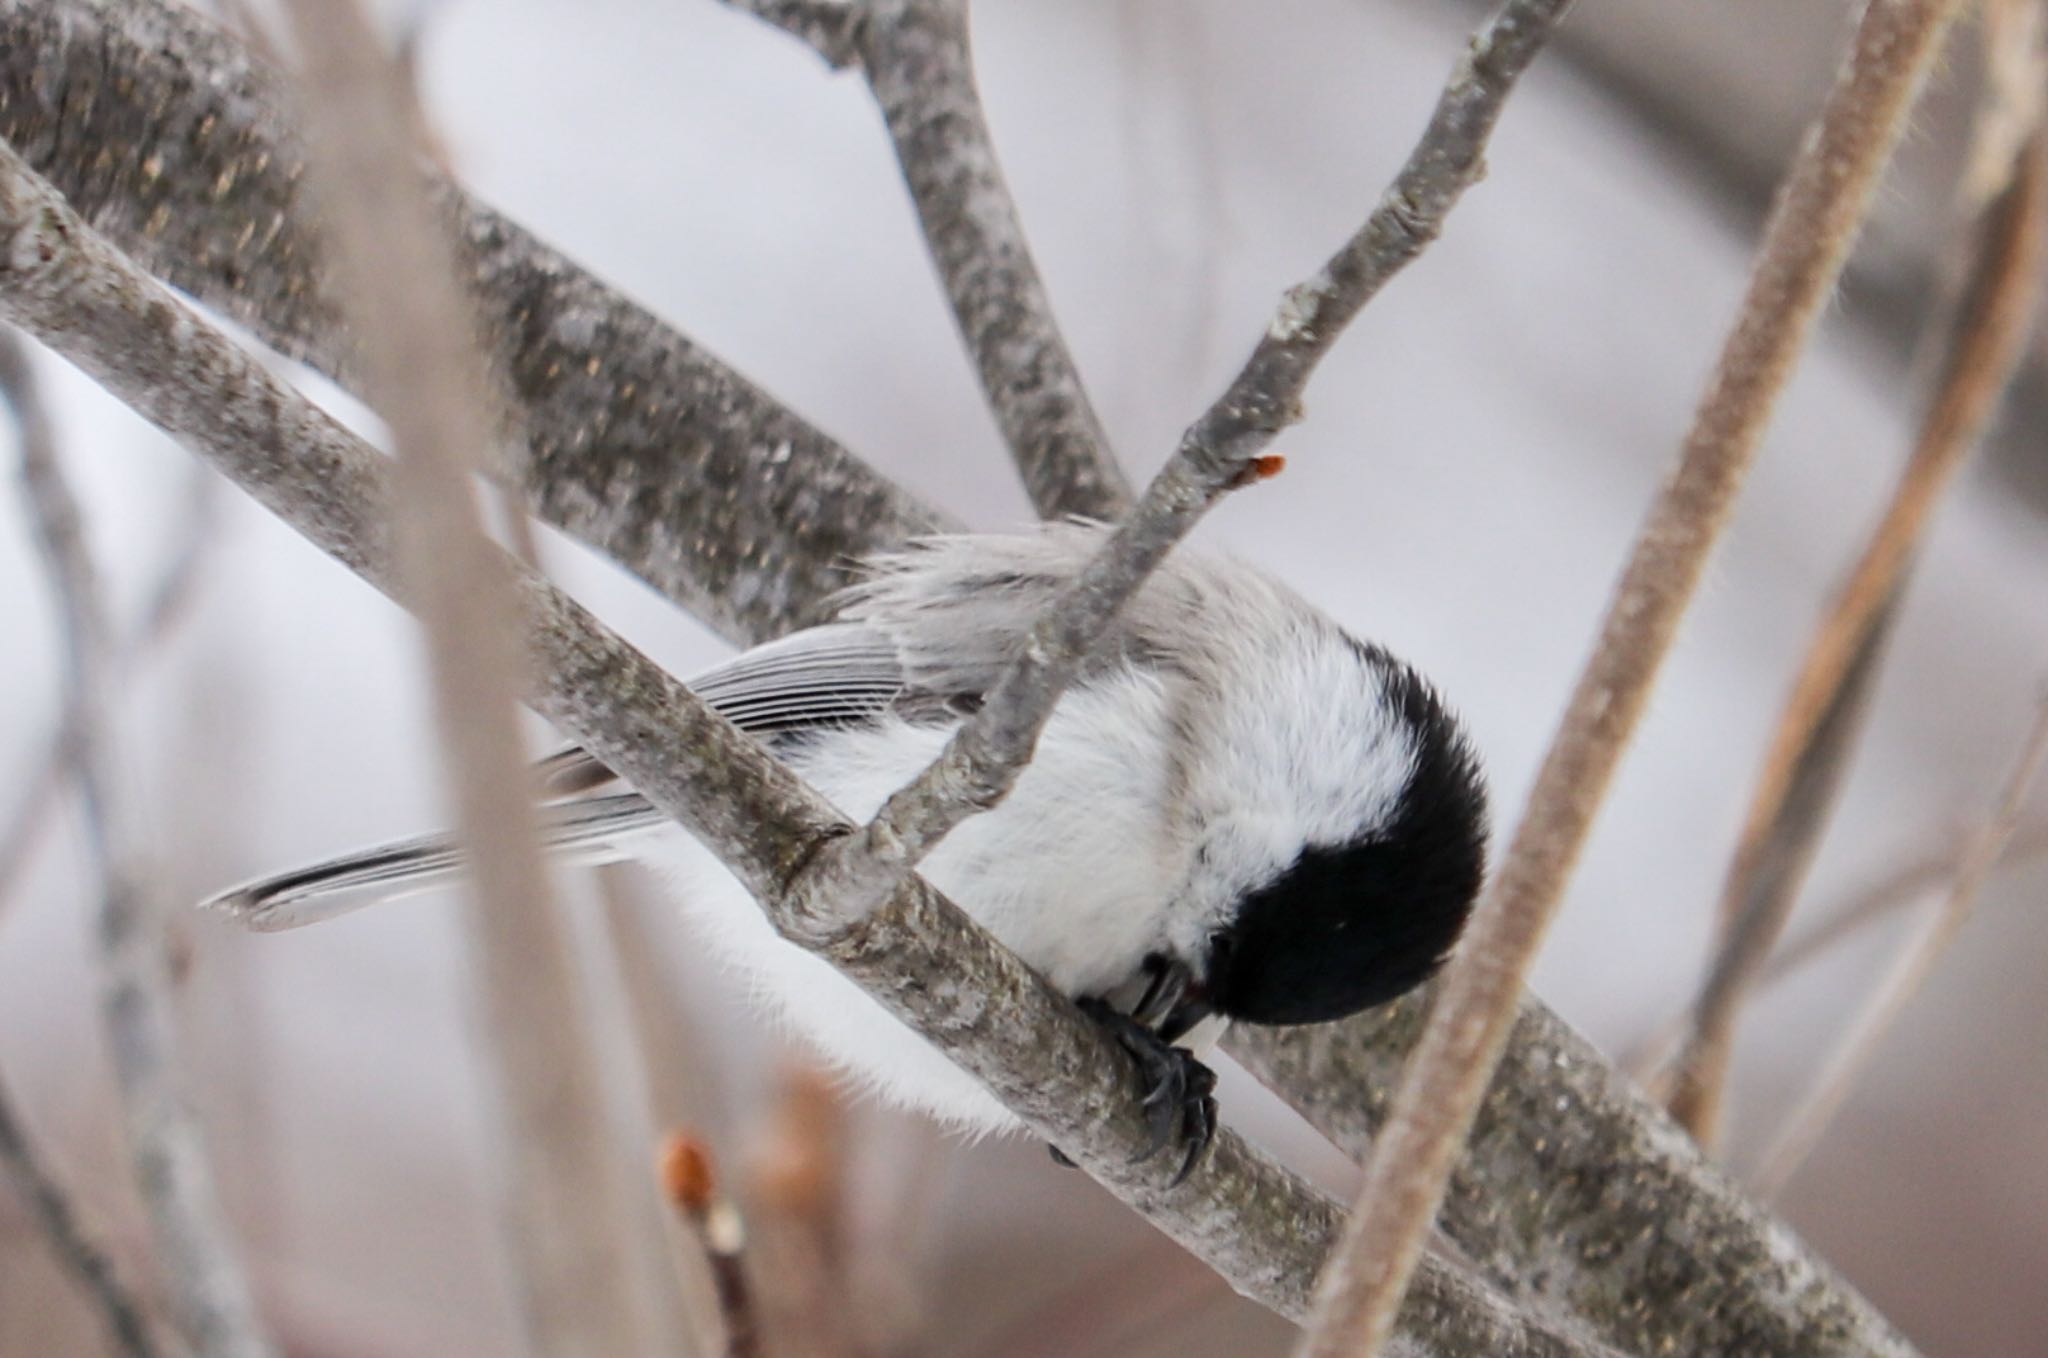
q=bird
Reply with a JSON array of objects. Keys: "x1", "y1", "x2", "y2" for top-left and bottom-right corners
[{"x1": 204, "y1": 522, "x2": 1488, "y2": 1182}]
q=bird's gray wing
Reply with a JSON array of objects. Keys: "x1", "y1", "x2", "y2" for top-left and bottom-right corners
[
  {"x1": 534, "y1": 622, "x2": 908, "y2": 796},
  {"x1": 210, "y1": 623, "x2": 910, "y2": 929}
]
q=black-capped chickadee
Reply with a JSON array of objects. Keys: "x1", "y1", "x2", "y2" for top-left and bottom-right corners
[{"x1": 206, "y1": 523, "x2": 1487, "y2": 1180}]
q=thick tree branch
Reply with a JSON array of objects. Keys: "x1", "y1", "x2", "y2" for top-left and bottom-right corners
[
  {"x1": 2, "y1": 328, "x2": 273, "y2": 1358},
  {"x1": 1301, "y1": 2, "x2": 1965, "y2": 1353},
  {"x1": 1227, "y1": 996, "x2": 1917, "y2": 1358},
  {"x1": 0, "y1": 0, "x2": 950, "y2": 645},
  {"x1": 0, "y1": 137, "x2": 1615, "y2": 1358}
]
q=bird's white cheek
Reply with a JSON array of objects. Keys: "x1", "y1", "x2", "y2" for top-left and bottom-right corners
[{"x1": 1168, "y1": 818, "x2": 1297, "y2": 960}]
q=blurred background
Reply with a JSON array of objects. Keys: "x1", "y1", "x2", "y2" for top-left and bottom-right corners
[{"x1": 3, "y1": 0, "x2": 2046, "y2": 1354}]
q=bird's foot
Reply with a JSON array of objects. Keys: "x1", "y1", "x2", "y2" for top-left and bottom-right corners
[{"x1": 1077, "y1": 996, "x2": 1218, "y2": 1186}]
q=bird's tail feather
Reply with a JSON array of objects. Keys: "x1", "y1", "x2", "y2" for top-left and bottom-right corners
[{"x1": 202, "y1": 793, "x2": 669, "y2": 931}]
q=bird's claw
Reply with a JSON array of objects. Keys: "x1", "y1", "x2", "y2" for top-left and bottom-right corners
[{"x1": 1077, "y1": 996, "x2": 1219, "y2": 1187}]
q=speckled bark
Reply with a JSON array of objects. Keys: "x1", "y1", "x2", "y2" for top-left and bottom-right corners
[
  {"x1": 0, "y1": 139, "x2": 1622, "y2": 1358},
  {"x1": 855, "y1": 0, "x2": 1131, "y2": 520},
  {"x1": 1227, "y1": 995, "x2": 1918, "y2": 1358},
  {"x1": 0, "y1": 0, "x2": 947, "y2": 644}
]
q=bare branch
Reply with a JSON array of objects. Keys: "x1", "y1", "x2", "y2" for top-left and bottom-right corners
[
  {"x1": 796, "y1": 0, "x2": 1577, "y2": 928},
  {"x1": 777, "y1": 0, "x2": 1134, "y2": 519},
  {"x1": 663, "y1": 1134, "x2": 766, "y2": 1358},
  {"x1": 0, "y1": 137, "x2": 1616, "y2": 1356},
  {"x1": 1, "y1": 328, "x2": 273, "y2": 1358},
  {"x1": 1667, "y1": 12, "x2": 2048, "y2": 1143},
  {"x1": 275, "y1": 2, "x2": 652, "y2": 1350},
  {"x1": 1752, "y1": 692, "x2": 2048, "y2": 1195},
  {"x1": 0, "y1": 0, "x2": 950, "y2": 644},
  {"x1": 1297, "y1": 2, "x2": 1966, "y2": 1352},
  {"x1": 1228, "y1": 997, "x2": 1919, "y2": 1358},
  {"x1": 0, "y1": 1065, "x2": 166, "y2": 1358},
  {"x1": 1768, "y1": 821, "x2": 2048, "y2": 982},
  {"x1": 1659, "y1": 604, "x2": 1895, "y2": 1122},
  {"x1": 0, "y1": 464, "x2": 216, "y2": 921},
  {"x1": 745, "y1": 1068, "x2": 859, "y2": 1358},
  {"x1": 1630, "y1": 822, "x2": 2048, "y2": 1086}
]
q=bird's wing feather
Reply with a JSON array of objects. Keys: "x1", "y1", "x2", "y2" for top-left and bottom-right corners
[
  {"x1": 206, "y1": 525, "x2": 1292, "y2": 930},
  {"x1": 201, "y1": 794, "x2": 669, "y2": 931},
  {"x1": 219, "y1": 624, "x2": 910, "y2": 926},
  {"x1": 535, "y1": 622, "x2": 907, "y2": 796}
]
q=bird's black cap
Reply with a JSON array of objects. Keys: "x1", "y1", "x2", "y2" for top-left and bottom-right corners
[{"x1": 1205, "y1": 660, "x2": 1487, "y2": 1027}]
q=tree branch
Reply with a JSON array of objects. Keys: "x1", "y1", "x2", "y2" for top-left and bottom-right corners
[
  {"x1": 1667, "y1": 0, "x2": 2048, "y2": 1144},
  {"x1": 1753, "y1": 691, "x2": 2048, "y2": 1195},
  {"x1": 1298, "y1": 1, "x2": 1966, "y2": 1353},
  {"x1": 0, "y1": 461, "x2": 215, "y2": 922},
  {"x1": 0, "y1": 1064, "x2": 166, "y2": 1358},
  {"x1": 276, "y1": 1, "x2": 653, "y2": 1351},
  {"x1": 2, "y1": 326, "x2": 274, "y2": 1358},
  {"x1": 749, "y1": 0, "x2": 1135, "y2": 519},
  {"x1": 1228, "y1": 996, "x2": 1917, "y2": 1358},
  {"x1": 0, "y1": 0, "x2": 950, "y2": 645},
  {"x1": 0, "y1": 135, "x2": 1614, "y2": 1357}
]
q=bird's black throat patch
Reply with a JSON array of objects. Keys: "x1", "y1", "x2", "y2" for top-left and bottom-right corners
[{"x1": 1205, "y1": 662, "x2": 1487, "y2": 1026}]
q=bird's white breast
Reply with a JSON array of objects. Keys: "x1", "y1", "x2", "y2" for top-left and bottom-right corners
[{"x1": 635, "y1": 669, "x2": 1185, "y2": 1134}]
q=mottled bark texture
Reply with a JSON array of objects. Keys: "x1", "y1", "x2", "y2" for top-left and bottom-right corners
[
  {"x1": 856, "y1": 0, "x2": 1132, "y2": 519},
  {"x1": 0, "y1": 0, "x2": 947, "y2": 646},
  {"x1": 0, "y1": 139, "x2": 1627, "y2": 1358},
  {"x1": 1229, "y1": 996, "x2": 1916, "y2": 1358}
]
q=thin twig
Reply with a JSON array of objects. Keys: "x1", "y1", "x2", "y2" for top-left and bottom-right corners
[
  {"x1": 795, "y1": 0, "x2": 1578, "y2": 931},
  {"x1": 1295, "y1": 2, "x2": 1964, "y2": 1353},
  {"x1": 592, "y1": 869, "x2": 731, "y2": 1358},
  {"x1": 738, "y1": 0, "x2": 1133, "y2": 519},
  {"x1": 275, "y1": 2, "x2": 650, "y2": 1352},
  {"x1": 1667, "y1": 6, "x2": 2048, "y2": 1142},
  {"x1": 1629, "y1": 819, "x2": 2048, "y2": 1087},
  {"x1": 0, "y1": 462, "x2": 218, "y2": 920},
  {"x1": 0, "y1": 137, "x2": 1618, "y2": 1355},
  {"x1": 0, "y1": 1065, "x2": 166, "y2": 1358},
  {"x1": 1769, "y1": 821, "x2": 2048, "y2": 981},
  {"x1": 2, "y1": 329, "x2": 273, "y2": 1358},
  {"x1": 1751, "y1": 692, "x2": 2048, "y2": 1195},
  {"x1": 746, "y1": 1066, "x2": 860, "y2": 1358},
  {"x1": 663, "y1": 1133, "x2": 766, "y2": 1358}
]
